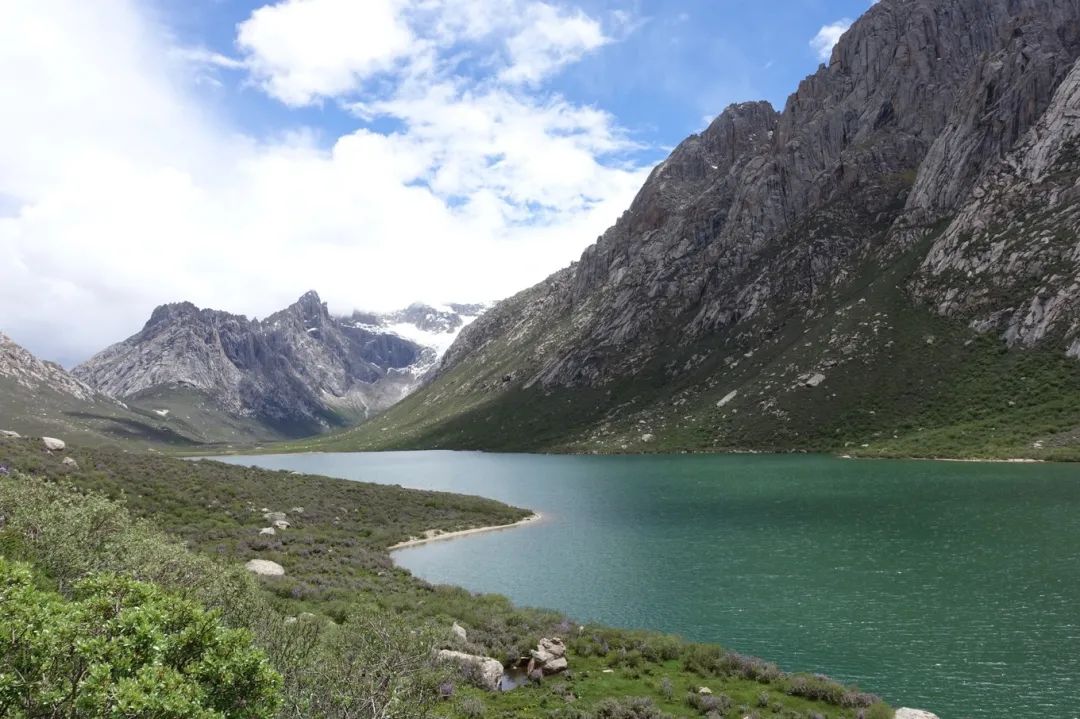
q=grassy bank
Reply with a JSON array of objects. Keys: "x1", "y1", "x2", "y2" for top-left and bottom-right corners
[{"x1": 0, "y1": 437, "x2": 895, "y2": 718}]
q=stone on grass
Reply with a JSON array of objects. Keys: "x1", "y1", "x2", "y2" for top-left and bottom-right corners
[
  {"x1": 437, "y1": 650, "x2": 503, "y2": 692},
  {"x1": 42, "y1": 437, "x2": 66, "y2": 451},
  {"x1": 451, "y1": 622, "x2": 468, "y2": 642},
  {"x1": 245, "y1": 559, "x2": 285, "y2": 577}
]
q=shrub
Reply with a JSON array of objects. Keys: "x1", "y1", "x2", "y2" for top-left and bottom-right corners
[
  {"x1": 458, "y1": 696, "x2": 486, "y2": 719},
  {"x1": 0, "y1": 558, "x2": 281, "y2": 719},
  {"x1": 590, "y1": 697, "x2": 671, "y2": 719},
  {"x1": 686, "y1": 691, "x2": 732, "y2": 715}
]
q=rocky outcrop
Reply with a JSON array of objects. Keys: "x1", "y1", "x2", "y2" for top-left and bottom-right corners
[
  {"x1": 74, "y1": 293, "x2": 486, "y2": 436},
  {"x1": 1, "y1": 332, "x2": 101, "y2": 403},
  {"x1": 914, "y1": 51, "x2": 1080, "y2": 354},
  {"x1": 436, "y1": 650, "x2": 503, "y2": 692},
  {"x1": 527, "y1": 637, "x2": 568, "y2": 677}
]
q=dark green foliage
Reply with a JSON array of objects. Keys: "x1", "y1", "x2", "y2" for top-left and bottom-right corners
[{"x1": 0, "y1": 558, "x2": 281, "y2": 719}]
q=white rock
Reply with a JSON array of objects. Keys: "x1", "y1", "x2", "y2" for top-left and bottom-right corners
[
  {"x1": 273, "y1": 520, "x2": 290, "y2": 530},
  {"x1": 291, "y1": 506, "x2": 305, "y2": 513},
  {"x1": 245, "y1": 559, "x2": 285, "y2": 577},
  {"x1": 0, "y1": 430, "x2": 20, "y2": 438},
  {"x1": 42, "y1": 437, "x2": 66, "y2": 451},
  {"x1": 61, "y1": 457, "x2": 79, "y2": 469},
  {"x1": 804, "y1": 373, "x2": 827, "y2": 388},
  {"x1": 895, "y1": 710, "x2": 940, "y2": 719},
  {"x1": 451, "y1": 622, "x2": 468, "y2": 641},
  {"x1": 543, "y1": 657, "x2": 568, "y2": 673},
  {"x1": 641, "y1": 433, "x2": 655, "y2": 443},
  {"x1": 717, "y1": 390, "x2": 738, "y2": 407},
  {"x1": 259, "y1": 527, "x2": 276, "y2": 536},
  {"x1": 263, "y1": 511, "x2": 287, "y2": 523},
  {"x1": 437, "y1": 650, "x2": 503, "y2": 691},
  {"x1": 697, "y1": 687, "x2": 713, "y2": 695}
]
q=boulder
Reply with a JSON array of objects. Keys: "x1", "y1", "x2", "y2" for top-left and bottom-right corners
[
  {"x1": 804, "y1": 373, "x2": 827, "y2": 388},
  {"x1": 263, "y1": 511, "x2": 287, "y2": 523},
  {"x1": 527, "y1": 637, "x2": 568, "y2": 677},
  {"x1": 61, "y1": 457, "x2": 79, "y2": 469},
  {"x1": 895, "y1": 710, "x2": 940, "y2": 719},
  {"x1": 451, "y1": 622, "x2": 468, "y2": 642},
  {"x1": 245, "y1": 559, "x2": 285, "y2": 577},
  {"x1": 42, "y1": 437, "x2": 66, "y2": 451},
  {"x1": 697, "y1": 687, "x2": 713, "y2": 695},
  {"x1": 716, "y1": 391, "x2": 738, "y2": 408},
  {"x1": 0, "y1": 430, "x2": 20, "y2": 438},
  {"x1": 437, "y1": 650, "x2": 503, "y2": 692},
  {"x1": 291, "y1": 506, "x2": 305, "y2": 514},
  {"x1": 273, "y1": 520, "x2": 290, "y2": 530},
  {"x1": 259, "y1": 527, "x2": 276, "y2": 536}
]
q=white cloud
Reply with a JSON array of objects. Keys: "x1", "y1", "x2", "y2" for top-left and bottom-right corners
[
  {"x1": 237, "y1": 0, "x2": 416, "y2": 106},
  {"x1": 0, "y1": 0, "x2": 646, "y2": 367},
  {"x1": 810, "y1": 18, "x2": 852, "y2": 63},
  {"x1": 499, "y1": 3, "x2": 608, "y2": 85}
]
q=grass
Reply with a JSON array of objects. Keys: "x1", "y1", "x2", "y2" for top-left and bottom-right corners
[{"x1": 0, "y1": 436, "x2": 893, "y2": 718}]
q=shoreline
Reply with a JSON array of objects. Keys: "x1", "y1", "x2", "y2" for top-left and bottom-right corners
[{"x1": 388, "y1": 512, "x2": 543, "y2": 550}]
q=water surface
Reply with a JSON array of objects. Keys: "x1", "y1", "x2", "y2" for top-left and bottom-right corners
[{"x1": 217, "y1": 452, "x2": 1080, "y2": 718}]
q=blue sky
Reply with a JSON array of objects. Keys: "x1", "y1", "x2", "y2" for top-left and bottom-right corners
[
  {"x1": 0, "y1": 0, "x2": 874, "y2": 365},
  {"x1": 158, "y1": 0, "x2": 872, "y2": 160}
]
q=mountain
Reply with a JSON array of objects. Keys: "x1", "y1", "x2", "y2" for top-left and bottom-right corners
[
  {"x1": 304, "y1": 0, "x2": 1080, "y2": 461},
  {"x1": 0, "y1": 332, "x2": 200, "y2": 446},
  {"x1": 72, "y1": 292, "x2": 484, "y2": 439}
]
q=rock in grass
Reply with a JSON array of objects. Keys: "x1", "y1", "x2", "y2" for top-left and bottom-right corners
[
  {"x1": 451, "y1": 622, "x2": 468, "y2": 642},
  {"x1": 245, "y1": 559, "x2": 285, "y2": 577},
  {"x1": 0, "y1": 430, "x2": 20, "y2": 438},
  {"x1": 437, "y1": 650, "x2": 503, "y2": 692},
  {"x1": 61, "y1": 457, "x2": 79, "y2": 469},
  {"x1": 42, "y1": 437, "x2": 66, "y2": 451},
  {"x1": 259, "y1": 527, "x2": 276, "y2": 536}
]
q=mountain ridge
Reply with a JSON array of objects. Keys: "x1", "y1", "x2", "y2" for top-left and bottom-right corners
[
  {"x1": 291, "y1": 0, "x2": 1080, "y2": 460},
  {"x1": 72, "y1": 292, "x2": 485, "y2": 439}
]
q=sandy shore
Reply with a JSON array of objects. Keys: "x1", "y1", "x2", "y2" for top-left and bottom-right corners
[
  {"x1": 841, "y1": 454, "x2": 1045, "y2": 464},
  {"x1": 389, "y1": 512, "x2": 543, "y2": 550}
]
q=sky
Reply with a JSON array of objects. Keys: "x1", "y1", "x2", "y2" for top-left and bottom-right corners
[{"x1": 0, "y1": 0, "x2": 876, "y2": 367}]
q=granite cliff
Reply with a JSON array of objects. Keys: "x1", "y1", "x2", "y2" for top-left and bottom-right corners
[{"x1": 310, "y1": 0, "x2": 1080, "y2": 459}]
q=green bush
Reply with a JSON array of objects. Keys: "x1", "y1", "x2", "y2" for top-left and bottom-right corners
[{"x1": 0, "y1": 558, "x2": 281, "y2": 719}]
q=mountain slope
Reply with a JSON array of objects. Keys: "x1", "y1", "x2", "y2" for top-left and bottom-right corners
[
  {"x1": 0, "y1": 332, "x2": 203, "y2": 446},
  {"x1": 296, "y1": 0, "x2": 1080, "y2": 460},
  {"x1": 73, "y1": 293, "x2": 484, "y2": 439}
]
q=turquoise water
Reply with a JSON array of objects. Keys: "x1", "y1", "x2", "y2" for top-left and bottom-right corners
[{"x1": 218, "y1": 452, "x2": 1080, "y2": 718}]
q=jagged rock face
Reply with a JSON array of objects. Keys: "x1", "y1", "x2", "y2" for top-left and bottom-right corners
[
  {"x1": 74, "y1": 294, "x2": 486, "y2": 435},
  {"x1": 441, "y1": 0, "x2": 1080, "y2": 392},
  {"x1": 914, "y1": 54, "x2": 1080, "y2": 354},
  {"x1": 0, "y1": 332, "x2": 101, "y2": 402}
]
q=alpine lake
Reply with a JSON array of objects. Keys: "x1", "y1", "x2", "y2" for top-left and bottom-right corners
[{"x1": 216, "y1": 451, "x2": 1080, "y2": 719}]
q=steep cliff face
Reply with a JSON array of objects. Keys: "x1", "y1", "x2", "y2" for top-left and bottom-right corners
[
  {"x1": 914, "y1": 56, "x2": 1080, "y2": 354},
  {"x1": 321, "y1": 0, "x2": 1080, "y2": 459}
]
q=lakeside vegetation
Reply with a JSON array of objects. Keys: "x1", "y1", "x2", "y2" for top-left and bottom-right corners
[{"x1": 0, "y1": 437, "x2": 894, "y2": 718}]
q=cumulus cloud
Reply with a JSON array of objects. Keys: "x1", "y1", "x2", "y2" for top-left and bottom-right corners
[
  {"x1": 810, "y1": 18, "x2": 852, "y2": 63},
  {"x1": 0, "y1": 0, "x2": 646, "y2": 367}
]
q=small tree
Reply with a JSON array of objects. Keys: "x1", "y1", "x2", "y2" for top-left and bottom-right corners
[{"x1": 0, "y1": 558, "x2": 282, "y2": 718}]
